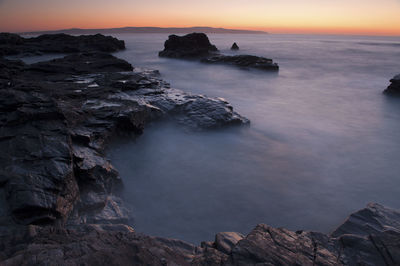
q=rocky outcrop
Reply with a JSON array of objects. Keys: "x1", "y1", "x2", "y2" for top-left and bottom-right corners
[
  {"x1": 0, "y1": 33, "x2": 126, "y2": 56},
  {"x1": 231, "y1": 42, "x2": 239, "y2": 50},
  {"x1": 158, "y1": 33, "x2": 218, "y2": 58},
  {"x1": 383, "y1": 74, "x2": 400, "y2": 96},
  {"x1": 202, "y1": 54, "x2": 279, "y2": 71},
  {"x1": 1, "y1": 203, "x2": 399, "y2": 265},
  {"x1": 159, "y1": 33, "x2": 279, "y2": 71},
  {"x1": 0, "y1": 49, "x2": 249, "y2": 229}
]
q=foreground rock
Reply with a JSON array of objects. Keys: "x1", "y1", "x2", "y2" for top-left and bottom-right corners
[
  {"x1": 159, "y1": 33, "x2": 279, "y2": 71},
  {"x1": 1, "y1": 203, "x2": 399, "y2": 265},
  {"x1": 158, "y1": 32, "x2": 218, "y2": 58},
  {"x1": 383, "y1": 74, "x2": 400, "y2": 96},
  {"x1": 202, "y1": 54, "x2": 279, "y2": 71},
  {"x1": 0, "y1": 33, "x2": 125, "y2": 56}
]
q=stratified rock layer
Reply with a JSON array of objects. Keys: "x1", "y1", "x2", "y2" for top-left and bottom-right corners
[
  {"x1": 383, "y1": 74, "x2": 400, "y2": 96},
  {"x1": 0, "y1": 33, "x2": 126, "y2": 56}
]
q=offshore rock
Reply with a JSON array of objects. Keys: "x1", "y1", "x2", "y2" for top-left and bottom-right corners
[
  {"x1": 231, "y1": 42, "x2": 239, "y2": 50},
  {"x1": 159, "y1": 33, "x2": 279, "y2": 71},
  {"x1": 158, "y1": 32, "x2": 218, "y2": 58},
  {"x1": 202, "y1": 54, "x2": 279, "y2": 71},
  {"x1": 0, "y1": 33, "x2": 126, "y2": 56},
  {"x1": 383, "y1": 74, "x2": 400, "y2": 96}
]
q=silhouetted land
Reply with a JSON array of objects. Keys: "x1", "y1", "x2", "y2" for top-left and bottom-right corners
[{"x1": 20, "y1": 26, "x2": 268, "y2": 35}]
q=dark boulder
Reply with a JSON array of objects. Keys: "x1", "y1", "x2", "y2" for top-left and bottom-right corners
[
  {"x1": 202, "y1": 54, "x2": 279, "y2": 71},
  {"x1": 383, "y1": 74, "x2": 400, "y2": 96},
  {"x1": 159, "y1": 33, "x2": 218, "y2": 58},
  {"x1": 0, "y1": 33, "x2": 126, "y2": 56},
  {"x1": 231, "y1": 42, "x2": 239, "y2": 50}
]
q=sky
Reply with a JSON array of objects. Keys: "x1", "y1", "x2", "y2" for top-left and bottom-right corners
[{"x1": 0, "y1": 0, "x2": 399, "y2": 35}]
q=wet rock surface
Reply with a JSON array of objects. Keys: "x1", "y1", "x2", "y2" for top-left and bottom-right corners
[
  {"x1": 0, "y1": 33, "x2": 125, "y2": 56},
  {"x1": 384, "y1": 74, "x2": 400, "y2": 96},
  {"x1": 159, "y1": 32, "x2": 279, "y2": 71},
  {"x1": 202, "y1": 54, "x2": 279, "y2": 71}
]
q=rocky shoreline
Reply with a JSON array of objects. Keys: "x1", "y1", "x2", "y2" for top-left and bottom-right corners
[{"x1": 0, "y1": 33, "x2": 399, "y2": 265}]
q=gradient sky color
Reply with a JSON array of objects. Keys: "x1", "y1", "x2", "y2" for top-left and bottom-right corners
[{"x1": 0, "y1": 0, "x2": 399, "y2": 35}]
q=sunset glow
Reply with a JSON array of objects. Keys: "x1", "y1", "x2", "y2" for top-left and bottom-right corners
[{"x1": 1, "y1": 0, "x2": 400, "y2": 35}]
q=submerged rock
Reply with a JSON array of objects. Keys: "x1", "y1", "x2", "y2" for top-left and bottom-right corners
[
  {"x1": 383, "y1": 74, "x2": 400, "y2": 96},
  {"x1": 0, "y1": 33, "x2": 126, "y2": 56},
  {"x1": 158, "y1": 32, "x2": 218, "y2": 58},
  {"x1": 202, "y1": 54, "x2": 279, "y2": 71},
  {"x1": 231, "y1": 42, "x2": 239, "y2": 50}
]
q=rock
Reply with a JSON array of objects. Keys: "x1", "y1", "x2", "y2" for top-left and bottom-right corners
[
  {"x1": 331, "y1": 203, "x2": 400, "y2": 237},
  {"x1": 231, "y1": 42, "x2": 239, "y2": 50},
  {"x1": 383, "y1": 74, "x2": 400, "y2": 96},
  {"x1": 229, "y1": 225, "x2": 339, "y2": 265},
  {"x1": 0, "y1": 48, "x2": 249, "y2": 229},
  {"x1": 201, "y1": 54, "x2": 279, "y2": 71},
  {"x1": 1, "y1": 203, "x2": 400, "y2": 265},
  {"x1": 331, "y1": 203, "x2": 400, "y2": 265},
  {"x1": 27, "y1": 52, "x2": 134, "y2": 77},
  {"x1": 0, "y1": 226, "x2": 198, "y2": 266},
  {"x1": 0, "y1": 33, "x2": 126, "y2": 56},
  {"x1": 214, "y1": 232, "x2": 244, "y2": 254},
  {"x1": 158, "y1": 33, "x2": 280, "y2": 71},
  {"x1": 158, "y1": 33, "x2": 218, "y2": 58}
]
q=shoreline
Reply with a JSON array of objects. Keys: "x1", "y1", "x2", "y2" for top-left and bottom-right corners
[{"x1": 0, "y1": 33, "x2": 399, "y2": 265}]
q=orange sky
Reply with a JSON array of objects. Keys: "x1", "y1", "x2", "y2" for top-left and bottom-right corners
[{"x1": 0, "y1": 0, "x2": 399, "y2": 35}]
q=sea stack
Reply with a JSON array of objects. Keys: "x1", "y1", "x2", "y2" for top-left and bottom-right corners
[
  {"x1": 383, "y1": 74, "x2": 400, "y2": 96},
  {"x1": 231, "y1": 42, "x2": 239, "y2": 50},
  {"x1": 158, "y1": 32, "x2": 218, "y2": 58}
]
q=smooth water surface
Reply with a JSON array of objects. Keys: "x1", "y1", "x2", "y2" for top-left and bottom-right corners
[{"x1": 109, "y1": 34, "x2": 400, "y2": 244}]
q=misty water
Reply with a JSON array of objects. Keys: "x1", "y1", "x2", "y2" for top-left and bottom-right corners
[{"x1": 107, "y1": 34, "x2": 400, "y2": 244}]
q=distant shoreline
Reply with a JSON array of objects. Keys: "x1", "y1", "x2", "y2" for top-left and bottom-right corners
[{"x1": 19, "y1": 26, "x2": 268, "y2": 35}]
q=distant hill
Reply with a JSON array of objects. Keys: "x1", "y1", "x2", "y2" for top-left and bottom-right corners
[{"x1": 20, "y1": 27, "x2": 268, "y2": 35}]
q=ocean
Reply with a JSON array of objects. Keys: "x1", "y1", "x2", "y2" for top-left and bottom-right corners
[{"x1": 32, "y1": 33, "x2": 400, "y2": 244}]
